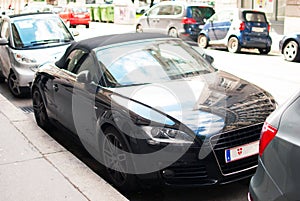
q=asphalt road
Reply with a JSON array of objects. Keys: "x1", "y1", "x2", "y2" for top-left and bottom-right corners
[{"x1": 1, "y1": 22, "x2": 299, "y2": 201}]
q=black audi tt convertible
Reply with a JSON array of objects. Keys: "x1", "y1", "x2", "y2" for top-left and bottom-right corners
[{"x1": 31, "y1": 33, "x2": 276, "y2": 191}]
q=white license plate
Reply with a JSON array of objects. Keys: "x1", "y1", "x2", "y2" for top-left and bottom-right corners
[
  {"x1": 225, "y1": 141, "x2": 259, "y2": 163},
  {"x1": 252, "y1": 27, "x2": 264, "y2": 32}
]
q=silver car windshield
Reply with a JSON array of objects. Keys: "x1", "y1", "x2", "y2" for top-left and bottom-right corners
[
  {"x1": 11, "y1": 17, "x2": 73, "y2": 48},
  {"x1": 96, "y1": 39, "x2": 215, "y2": 87}
]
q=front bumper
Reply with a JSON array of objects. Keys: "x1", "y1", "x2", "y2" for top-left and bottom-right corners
[{"x1": 12, "y1": 64, "x2": 36, "y2": 87}]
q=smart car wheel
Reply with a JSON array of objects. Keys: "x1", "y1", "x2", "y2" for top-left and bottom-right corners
[
  {"x1": 8, "y1": 71, "x2": 28, "y2": 98},
  {"x1": 136, "y1": 24, "x2": 143, "y2": 33},
  {"x1": 32, "y1": 88, "x2": 51, "y2": 131},
  {"x1": 283, "y1": 40, "x2": 300, "y2": 62},
  {"x1": 168, "y1": 28, "x2": 178, "y2": 38},
  {"x1": 198, "y1": 35, "x2": 208, "y2": 48},
  {"x1": 228, "y1": 37, "x2": 241, "y2": 53},
  {"x1": 258, "y1": 47, "x2": 271, "y2": 55},
  {"x1": 102, "y1": 127, "x2": 137, "y2": 192}
]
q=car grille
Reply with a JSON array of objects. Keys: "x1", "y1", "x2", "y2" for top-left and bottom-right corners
[
  {"x1": 161, "y1": 164, "x2": 209, "y2": 185},
  {"x1": 210, "y1": 123, "x2": 262, "y2": 175}
]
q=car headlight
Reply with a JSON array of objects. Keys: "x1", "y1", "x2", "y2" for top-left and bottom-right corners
[
  {"x1": 142, "y1": 126, "x2": 194, "y2": 145},
  {"x1": 14, "y1": 53, "x2": 37, "y2": 64}
]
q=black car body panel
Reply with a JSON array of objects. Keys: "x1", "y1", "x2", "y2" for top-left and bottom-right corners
[{"x1": 32, "y1": 33, "x2": 276, "y2": 189}]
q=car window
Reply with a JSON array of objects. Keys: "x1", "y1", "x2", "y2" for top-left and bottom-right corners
[
  {"x1": 148, "y1": 6, "x2": 160, "y2": 16},
  {"x1": 75, "y1": 55, "x2": 99, "y2": 83},
  {"x1": 65, "y1": 49, "x2": 87, "y2": 72},
  {"x1": 243, "y1": 12, "x2": 267, "y2": 22},
  {"x1": 210, "y1": 10, "x2": 233, "y2": 22},
  {"x1": 0, "y1": 20, "x2": 9, "y2": 40},
  {"x1": 189, "y1": 6, "x2": 215, "y2": 21},
  {"x1": 157, "y1": 5, "x2": 173, "y2": 15},
  {"x1": 96, "y1": 40, "x2": 215, "y2": 87},
  {"x1": 12, "y1": 16, "x2": 73, "y2": 48},
  {"x1": 173, "y1": 5, "x2": 182, "y2": 15}
]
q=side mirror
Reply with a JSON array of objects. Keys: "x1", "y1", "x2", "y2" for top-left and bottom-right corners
[{"x1": 0, "y1": 38, "x2": 9, "y2": 45}]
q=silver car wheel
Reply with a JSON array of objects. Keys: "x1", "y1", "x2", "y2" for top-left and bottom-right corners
[
  {"x1": 283, "y1": 40, "x2": 299, "y2": 62},
  {"x1": 228, "y1": 37, "x2": 241, "y2": 53},
  {"x1": 8, "y1": 71, "x2": 21, "y2": 97},
  {"x1": 168, "y1": 28, "x2": 178, "y2": 38},
  {"x1": 136, "y1": 24, "x2": 143, "y2": 33},
  {"x1": 198, "y1": 35, "x2": 208, "y2": 48}
]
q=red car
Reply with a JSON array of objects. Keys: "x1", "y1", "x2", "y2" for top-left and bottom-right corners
[{"x1": 59, "y1": 7, "x2": 90, "y2": 28}]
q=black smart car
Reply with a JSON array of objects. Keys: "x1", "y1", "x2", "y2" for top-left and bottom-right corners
[{"x1": 32, "y1": 33, "x2": 276, "y2": 191}]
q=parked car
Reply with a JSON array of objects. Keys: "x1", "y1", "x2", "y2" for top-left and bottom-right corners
[
  {"x1": 136, "y1": 1, "x2": 215, "y2": 41},
  {"x1": 198, "y1": 8, "x2": 272, "y2": 54},
  {"x1": 32, "y1": 33, "x2": 276, "y2": 191},
  {"x1": 279, "y1": 33, "x2": 300, "y2": 62},
  {"x1": 58, "y1": 6, "x2": 90, "y2": 28},
  {"x1": 0, "y1": 12, "x2": 75, "y2": 97},
  {"x1": 248, "y1": 90, "x2": 300, "y2": 201}
]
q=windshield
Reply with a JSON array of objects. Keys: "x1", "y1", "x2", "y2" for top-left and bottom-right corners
[
  {"x1": 96, "y1": 39, "x2": 215, "y2": 87},
  {"x1": 12, "y1": 16, "x2": 73, "y2": 48},
  {"x1": 243, "y1": 11, "x2": 267, "y2": 22}
]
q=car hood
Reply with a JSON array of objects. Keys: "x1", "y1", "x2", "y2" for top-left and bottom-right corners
[
  {"x1": 109, "y1": 71, "x2": 276, "y2": 136},
  {"x1": 13, "y1": 44, "x2": 71, "y2": 65}
]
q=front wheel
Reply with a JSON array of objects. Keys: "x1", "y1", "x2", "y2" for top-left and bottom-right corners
[
  {"x1": 136, "y1": 24, "x2": 143, "y2": 33},
  {"x1": 102, "y1": 127, "x2": 137, "y2": 192},
  {"x1": 32, "y1": 88, "x2": 52, "y2": 131},
  {"x1": 283, "y1": 40, "x2": 300, "y2": 62},
  {"x1": 8, "y1": 71, "x2": 29, "y2": 98},
  {"x1": 258, "y1": 47, "x2": 271, "y2": 55},
  {"x1": 227, "y1": 37, "x2": 241, "y2": 53},
  {"x1": 197, "y1": 35, "x2": 208, "y2": 48},
  {"x1": 168, "y1": 28, "x2": 178, "y2": 38}
]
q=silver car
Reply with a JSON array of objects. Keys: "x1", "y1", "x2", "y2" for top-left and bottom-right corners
[
  {"x1": 248, "y1": 90, "x2": 300, "y2": 201},
  {"x1": 0, "y1": 12, "x2": 74, "y2": 97},
  {"x1": 136, "y1": 1, "x2": 215, "y2": 41}
]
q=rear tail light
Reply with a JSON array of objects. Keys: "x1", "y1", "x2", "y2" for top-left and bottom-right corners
[
  {"x1": 268, "y1": 24, "x2": 271, "y2": 32},
  {"x1": 181, "y1": 17, "x2": 197, "y2": 24},
  {"x1": 239, "y1": 21, "x2": 245, "y2": 31},
  {"x1": 259, "y1": 122, "x2": 278, "y2": 156}
]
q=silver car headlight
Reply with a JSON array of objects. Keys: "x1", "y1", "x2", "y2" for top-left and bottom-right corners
[
  {"x1": 142, "y1": 126, "x2": 194, "y2": 145},
  {"x1": 14, "y1": 53, "x2": 37, "y2": 64}
]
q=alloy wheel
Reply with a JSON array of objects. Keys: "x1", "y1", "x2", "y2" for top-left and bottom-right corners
[
  {"x1": 198, "y1": 35, "x2": 208, "y2": 48},
  {"x1": 283, "y1": 41, "x2": 299, "y2": 62},
  {"x1": 8, "y1": 72, "x2": 22, "y2": 97},
  {"x1": 228, "y1": 37, "x2": 241, "y2": 53},
  {"x1": 32, "y1": 89, "x2": 49, "y2": 129},
  {"x1": 103, "y1": 132, "x2": 128, "y2": 186}
]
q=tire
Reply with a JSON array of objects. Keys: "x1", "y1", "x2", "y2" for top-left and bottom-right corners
[
  {"x1": 136, "y1": 24, "x2": 143, "y2": 33},
  {"x1": 283, "y1": 40, "x2": 300, "y2": 62},
  {"x1": 227, "y1": 37, "x2": 241, "y2": 53},
  {"x1": 102, "y1": 127, "x2": 137, "y2": 192},
  {"x1": 85, "y1": 24, "x2": 89, "y2": 28},
  {"x1": 8, "y1": 71, "x2": 29, "y2": 98},
  {"x1": 168, "y1": 28, "x2": 178, "y2": 38},
  {"x1": 197, "y1": 34, "x2": 208, "y2": 48},
  {"x1": 32, "y1": 88, "x2": 51, "y2": 131},
  {"x1": 258, "y1": 47, "x2": 271, "y2": 55}
]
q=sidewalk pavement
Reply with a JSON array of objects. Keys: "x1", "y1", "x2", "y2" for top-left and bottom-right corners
[{"x1": 0, "y1": 93, "x2": 128, "y2": 201}]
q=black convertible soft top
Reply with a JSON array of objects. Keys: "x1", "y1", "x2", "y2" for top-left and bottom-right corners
[{"x1": 55, "y1": 33, "x2": 173, "y2": 68}]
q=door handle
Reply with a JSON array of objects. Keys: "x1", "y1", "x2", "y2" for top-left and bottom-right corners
[{"x1": 53, "y1": 84, "x2": 59, "y2": 92}]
